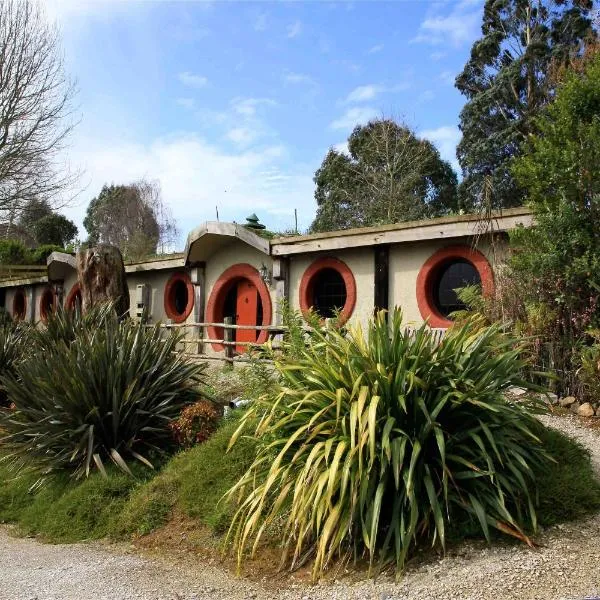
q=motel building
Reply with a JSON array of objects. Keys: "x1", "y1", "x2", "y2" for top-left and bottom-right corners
[{"x1": 0, "y1": 208, "x2": 531, "y2": 361}]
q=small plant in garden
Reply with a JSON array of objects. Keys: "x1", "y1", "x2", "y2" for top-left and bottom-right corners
[
  {"x1": 226, "y1": 309, "x2": 549, "y2": 578},
  {"x1": 0, "y1": 306, "x2": 206, "y2": 478},
  {"x1": 0, "y1": 319, "x2": 29, "y2": 407},
  {"x1": 170, "y1": 399, "x2": 220, "y2": 448}
]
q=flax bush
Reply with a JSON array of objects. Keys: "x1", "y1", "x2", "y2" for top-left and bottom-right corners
[
  {"x1": 0, "y1": 307, "x2": 206, "y2": 478},
  {"x1": 226, "y1": 309, "x2": 549, "y2": 578}
]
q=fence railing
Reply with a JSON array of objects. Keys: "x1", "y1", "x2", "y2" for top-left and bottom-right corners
[{"x1": 151, "y1": 319, "x2": 447, "y2": 366}]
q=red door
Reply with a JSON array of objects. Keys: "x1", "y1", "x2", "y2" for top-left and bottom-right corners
[{"x1": 236, "y1": 280, "x2": 259, "y2": 353}]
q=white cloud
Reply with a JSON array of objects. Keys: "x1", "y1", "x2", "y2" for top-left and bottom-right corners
[
  {"x1": 430, "y1": 51, "x2": 446, "y2": 61},
  {"x1": 420, "y1": 125, "x2": 461, "y2": 172},
  {"x1": 65, "y1": 133, "x2": 316, "y2": 242},
  {"x1": 178, "y1": 71, "x2": 208, "y2": 88},
  {"x1": 345, "y1": 84, "x2": 383, "y2": 103},
  {"x1": 226, "y1": 127, "x2": 258, "y2": 146},
  {"x1": 283, "y1": 71, "x2": 316, "y2": 86},
  {"x1": 419, "y1": 90, "x2": 435, "y2": 102},
  {"x1": 330, "y1": 106, "x2": 378, "y2": 130},
  {"x1": 287, "y1": 20, "x2": 302, "y2": 39},
  {"x1": 332, "y1": 142, "x2": 350, "y2": 156},
  {"x1": 412, "y1": 0, "x2": 482, "y2": 47},
  {"x1": 231, "y1": 97, "x2": 276, "y2": 117},
  {"x1": 176, "y1": 97, "x2": 195, "y2": 109},
  {"x1": 254, "y1": 12, "x2": 268, "y2": 32},
  {"x1": 368, "y1": 44, "x2": 384, "y2": 54}
]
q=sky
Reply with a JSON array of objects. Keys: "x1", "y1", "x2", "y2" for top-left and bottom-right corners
[{"x1": 46, "y1": 0, "x2": 484, "y2": 247}]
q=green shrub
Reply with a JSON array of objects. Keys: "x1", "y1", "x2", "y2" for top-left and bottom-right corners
[
  {"x1": 533, "y1": 425, "x2": 600, "y2": 526},
  {"x1": 0, "y1": 307, "x2": 207, "y2": 478},
  {"x1": 0, "y1": 321, "x2": 30, "y2": 407},
  {"x1": 29, "y1": 244, "x2": 65, "y2": 265},
  {"x1": 0, "y1": 240, "x2": 29, "y2": 265},
  {"x1": 227, "y1": 309, "x2": 549, "y2": 578}
]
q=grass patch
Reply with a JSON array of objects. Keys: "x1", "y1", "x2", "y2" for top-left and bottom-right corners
[
  {"x1": 0, "y1": 415, "x2": 597, "y2": 550},
  {"x1": 534, "y1": 425, "x2": 600, "y2": 526},
  {"x1": 111, "y1": 413, "x2": 258, "y2": 537}
]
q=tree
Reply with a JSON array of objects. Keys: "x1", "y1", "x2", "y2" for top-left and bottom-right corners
[
  {"x1": 17, "y1": 199, "x2": 53, "y2": 231},
  {"x1": 83, "y1": 180, "x2": 178, "y2": 260},
  {"x1": 311, "y1": 119, "x2": 458, "y2": 232},
  {"x1": 32, "y1": 213, "x2": 77, "y2": 247},
  {"x1": 0, "y1": 0, "x2": 77, "y2": 222},
  {"x1": 506, "y1": 49, "x2": 600, "y2": 394},
  {"x1": 456, "y1": 0, "x2": 595, "y2": 210}
]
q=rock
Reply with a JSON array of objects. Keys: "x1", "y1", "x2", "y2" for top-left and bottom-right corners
[
  {"x1": 559, "y1": 396, "x2": 577, "y2": 408},
  {"x1": 508, "y1": 386, "x2": 528, "y2": 397},
  {"x1": 569, "y1": 401, "x2": 581, "y2": 413},
  {"x1": 577, "y1": 402, "x2": 595, "y2": 417}
]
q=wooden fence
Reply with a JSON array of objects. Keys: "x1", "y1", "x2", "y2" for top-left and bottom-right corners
[{"x1": 153, "y1": 319, "x2": 447, "y2": 366}]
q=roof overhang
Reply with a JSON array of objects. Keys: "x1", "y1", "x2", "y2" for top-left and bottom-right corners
[
  {"x1": 270, "y1": 208, "x2": 533, "y2": 256},
  {"x1": 185, "y1": 221, "x2": 270, "y2": 265},
  {"x1": 46, "y1": 252, "x2": 77, "y2": 281}
]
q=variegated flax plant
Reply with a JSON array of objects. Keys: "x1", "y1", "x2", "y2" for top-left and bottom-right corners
[
  {"x1": 0, "y1": 305, "x2": 206, "y2": 479},
  {"x1": 226, "y1": 309, "x2": 549, "y2": 579}
]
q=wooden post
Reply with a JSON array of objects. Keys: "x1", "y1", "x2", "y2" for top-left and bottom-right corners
[
  {"x1": 224, "y1": 316, "x2": 234, "y2": 367},
  {"x1": 190, "y1": 264, "x2": 206, "y2": 355},
  {"x1": 273, "y1": 257, "x2": 289, "y2": 338},
  {"x1": 374, "y1": 245, "x2": 390, "y2": 317}
]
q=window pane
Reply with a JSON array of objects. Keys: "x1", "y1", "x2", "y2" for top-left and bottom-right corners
[
  {"x1": 312, "y1": 268, "x2": 347, "y2": 319},
  {"x1": 433, "y1": 260, "x2": 480, "y2": 318}
]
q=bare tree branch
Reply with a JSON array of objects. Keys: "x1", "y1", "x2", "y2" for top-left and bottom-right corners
[{"x1": 0, "y1": 0, "x2": 78, "y2": 223}]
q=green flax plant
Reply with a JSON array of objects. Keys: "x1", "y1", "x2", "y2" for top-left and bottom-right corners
[
  {"x1": 1, "y1": 306, "x2": 206, "y2": 478},
  {"x1": 226, "y1": 309, "x2": 548, "y2": 578}
]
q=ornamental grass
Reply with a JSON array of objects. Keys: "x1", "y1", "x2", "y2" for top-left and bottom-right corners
[
  {"x1": 226, "y1": 309, "x2": 549, "y2": 578},
  {"x1": 0, "y1": 305, "x2": 206, "y2": 479}
]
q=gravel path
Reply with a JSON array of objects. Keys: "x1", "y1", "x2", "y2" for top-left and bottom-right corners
[{"x1": 1, "y1": 414, "x2": 600, "y2": 600}]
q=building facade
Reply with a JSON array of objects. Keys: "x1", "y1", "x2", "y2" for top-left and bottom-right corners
[{"x1": 0, "y1": 208, "x2": 531, "y2": 359}]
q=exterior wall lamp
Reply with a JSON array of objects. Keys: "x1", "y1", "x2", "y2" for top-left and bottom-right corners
[{"x1": 259, "y1": 263, "x2": 272, "y2": 286}]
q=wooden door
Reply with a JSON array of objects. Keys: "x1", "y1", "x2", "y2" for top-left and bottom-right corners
[{"x1": 235, "y1": 280, "x2": 259, "y2": 353}]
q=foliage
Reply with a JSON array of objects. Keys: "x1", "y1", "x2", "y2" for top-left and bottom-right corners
[
  {"x1": 576, "y1": 331, "x2": 600, "y2": 405},
  {"x1": 311, "y1": 119, "x2": 458, "y2": 232},
  {"x1": 170, "y1": 400, "x2": 220, "y2": 449},
  {"x1": 532, "y1": 424, "x2": 600, "y2": 526},
  {"x1": 112, "y1": 415, "x2": 259, "y2": 537},
  {"x1": 0, "y1": 320, "x2": 29, "y2": 406},
  {"x1": 0, "y1": 306, "x2": 206, "y2": 478},
  {"x1": 32, "y1": 213, "x2": 77, "y2": 247},
  {"x1": 0, "y1": 239, "x2": 64, "y2": 265},
  {"x1": 507, "y1": 50, "x2": 600, "y2": 395},
  {"x1": 84, "y1": 180, "x2": 178, "y2": 260},
  {"x1": 29, "y1": 244, "x2": 65, "y2": 264},
  {"x1": 0, "y1": 240, "x2": 29, "y2": 264},
  {"x1": 456, "y1": 0, "x2": 595, "y2": 209},
  {"x1": 227, "y1": 310, "x2": 548, "y2": 578}
]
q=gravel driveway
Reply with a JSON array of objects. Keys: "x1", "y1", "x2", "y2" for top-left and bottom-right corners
[{"x1": 1, "y1": 414, "x2": 600, "y2": 600}]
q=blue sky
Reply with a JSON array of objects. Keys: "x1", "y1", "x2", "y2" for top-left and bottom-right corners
[{"x1": 47, "y1": 0, "x2": 484, "y2": 245}]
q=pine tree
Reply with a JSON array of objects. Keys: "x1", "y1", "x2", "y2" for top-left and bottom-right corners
[{"x1": 456, "y1": 0, "x2": 595, "y2": 210}]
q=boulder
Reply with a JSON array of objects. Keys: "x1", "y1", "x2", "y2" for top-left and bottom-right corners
[
  {"x1": 577, "y1": 402, "x2": 595, "y2": 418},
  {"x1": 559, "y1": 396, "x2": 577, "y2": 408},
  {"x1": 569, "y1": 401, "x2": 581, "y2": 414}
]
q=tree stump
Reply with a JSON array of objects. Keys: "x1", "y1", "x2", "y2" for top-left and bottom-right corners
[{"x1": 76, "y1": 245, "x2": 130, "y2": 317}]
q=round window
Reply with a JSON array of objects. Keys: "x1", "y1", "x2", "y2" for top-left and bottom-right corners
[
  {"x1": 299, "y1": 257, "x2": 356, "y2": 325},
  {"x1": 312, "y1": 268, "x2": 348, "y2": 319},
  {"x1": 416, "y1": 245, "x2": 494, "y2": 328},
  {"x1": 66, "y1": 284, "x2": 82, "y2": 313},
  {"x1": 164, "y1": 272, "x2": 194, "y2": 323},
  {"x1": 40, "y1": 287, "x2": 55, "y2": 322},
  {"x1": 432, "y1": 260, "x2": 481, "y2": 318},
  {"x1": 13, "y1": 289, "x2": 26, "y2": 321}
]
